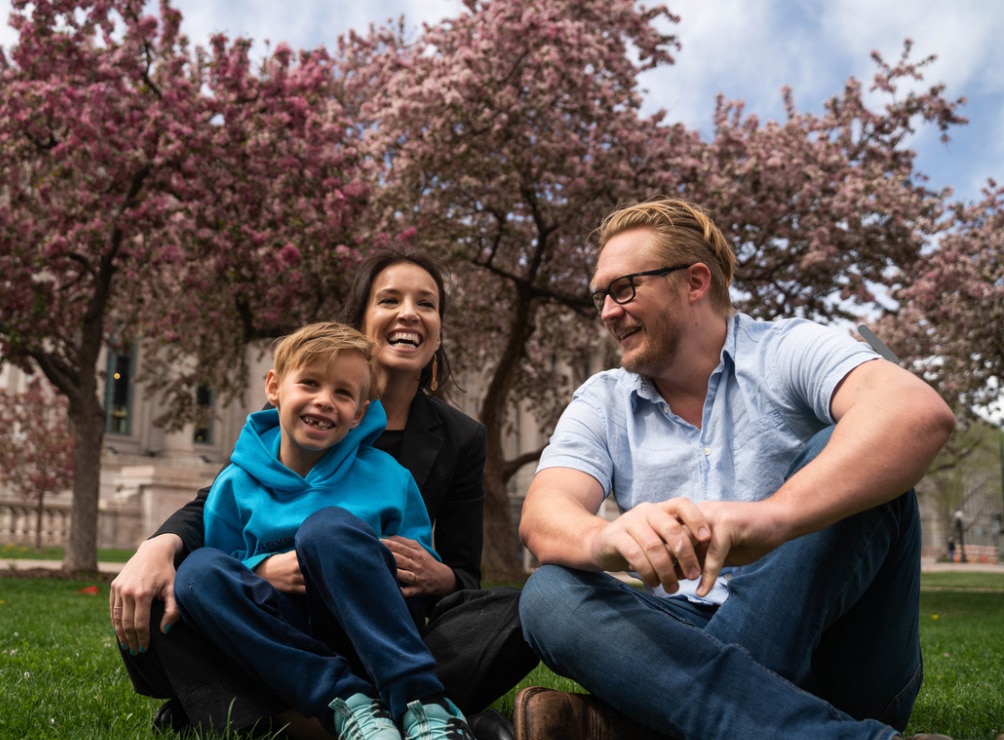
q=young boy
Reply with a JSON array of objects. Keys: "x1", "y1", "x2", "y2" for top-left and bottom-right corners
[{"x1": 173, "y1": 322, "x2": 474, "y2": 740}]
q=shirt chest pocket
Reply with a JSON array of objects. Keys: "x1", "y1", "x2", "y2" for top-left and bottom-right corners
[{"x1": 729, "y1": 410, "x2": 793, "y2": 499}]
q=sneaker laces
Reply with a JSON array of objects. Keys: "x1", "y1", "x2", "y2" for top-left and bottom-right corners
[
  {"x1": 330, "y1": 693, "x2": 400, "y2": 740},
  {"x1": 401, "y1": 697, "x2": 475, "y2": 740}
]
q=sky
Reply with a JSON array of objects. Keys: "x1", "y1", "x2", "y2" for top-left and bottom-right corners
[{"x1": 0, "y1": 0, "x2": 1001, "y2": 205}]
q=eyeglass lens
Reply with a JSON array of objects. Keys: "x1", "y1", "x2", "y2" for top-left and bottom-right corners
[{"x1": 592, "y1": 276, "x2": 636, "y2": 312}]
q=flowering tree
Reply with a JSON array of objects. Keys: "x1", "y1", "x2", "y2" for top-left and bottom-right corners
[
  {"x1": 878, "y1": 181, "x2": 1004, "y2": 420},
  {"x1": 353, "y1": 1, "x2": 974, "y2": 575},
  {"x1": 125, "y1": 33, "x2": 369, "y2": 427},
  {"x1": 0, "y1": 377, "x2": 75, "y2": 550},
  {"x1": 686, "y1": 42, "x2": 967, "y2": 325},
  {"x1": 0, "y1": 0, "x2": 367, "y2": 570}
]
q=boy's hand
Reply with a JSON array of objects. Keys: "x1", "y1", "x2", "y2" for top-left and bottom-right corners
[{"x1": 254, "y1": 551, "x2": 305, "y2": 594}]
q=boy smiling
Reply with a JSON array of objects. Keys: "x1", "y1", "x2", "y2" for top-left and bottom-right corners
[
  {"x1": 264, "y1": 326, "x2": 372, "y2": 478},
  {"x1": 175, "y1": 322, "x2": 474, "y2": 739}
]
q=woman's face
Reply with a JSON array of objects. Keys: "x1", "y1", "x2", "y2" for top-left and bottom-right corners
[{"x1": 362, "y1": 262, "x2": 442, "y2": 379}]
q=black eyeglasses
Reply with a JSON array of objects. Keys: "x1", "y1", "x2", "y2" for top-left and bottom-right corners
[{"x1": 590, "y1": 264, "x2": 693, "y2": 313}]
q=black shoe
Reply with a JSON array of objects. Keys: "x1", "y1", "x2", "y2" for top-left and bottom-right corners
[
  {"x1": 469, "y1": 709, "x2": 516, "y2": 740},
  {"x1": 152, "y1": 699, "x2": 190, "y2": 733}
]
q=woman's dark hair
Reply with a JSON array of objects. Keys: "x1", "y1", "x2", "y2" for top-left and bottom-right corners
[{"x1": 339, "y1": 248, "x2": 457, "y2": 394}]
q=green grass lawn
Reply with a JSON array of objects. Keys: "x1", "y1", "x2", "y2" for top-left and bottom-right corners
[
  {"x1": 0, "y1": 571, "x2": 1001, "y2": 739},
  {"x1": 907, "y1": 573, "x2": 1004, "y2": 739},
  {"x1": 1, "y1": 542, "x2": 136, "y2": 563}
]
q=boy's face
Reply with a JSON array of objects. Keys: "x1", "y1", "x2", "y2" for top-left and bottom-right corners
[{"x1": 264, "y1": 352, "x2": 370, "y2": 476}]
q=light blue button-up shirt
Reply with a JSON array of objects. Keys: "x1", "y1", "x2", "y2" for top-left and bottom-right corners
[{"x1": 537, "y1": 313, "x2": 879, "y2": 603}]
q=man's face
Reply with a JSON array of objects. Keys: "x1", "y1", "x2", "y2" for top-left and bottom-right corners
[{"x1": 592, "y1": 229, "x2": 688, "y2": 377}]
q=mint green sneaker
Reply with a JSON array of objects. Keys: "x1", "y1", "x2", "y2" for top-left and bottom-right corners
[
  {"x1": 400, "y1": 697, "x2": 474, "y2": 740},
  {"x1": 329, "y1": 693, "x2": 401, "y2": 739}
]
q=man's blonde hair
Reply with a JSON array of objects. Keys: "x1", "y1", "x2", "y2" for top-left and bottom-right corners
[
  {"x1": 597, "y1": 198, "x2": 737, "y2": 315},
  {"x1": 271, "y1": 322, "x2": 375, "y2": 400}
]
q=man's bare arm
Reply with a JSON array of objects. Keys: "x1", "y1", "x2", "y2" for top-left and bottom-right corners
[{"x1": 697, "y1": 358, "x2": 955, "y2": 595}]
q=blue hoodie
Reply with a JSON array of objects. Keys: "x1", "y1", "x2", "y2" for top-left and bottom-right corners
[{"x1": 203, "y1": 401, "x2": 437, "y2": 571}]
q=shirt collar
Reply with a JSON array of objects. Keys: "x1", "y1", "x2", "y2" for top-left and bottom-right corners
[
  {"x1": 629, "y1": 373, "x2": 663, "y2": 407},
  {"x1": 625, "y1": 313, "x2": 742, "y2": 408},
  {"x1": 721, "y1": 313, "x2": 740, "y2": 364}
]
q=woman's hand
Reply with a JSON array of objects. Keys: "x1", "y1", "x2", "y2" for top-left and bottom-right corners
[
  {"x1": 109, "y1": 534, "x2": 183, "y2": 654},
  {"x1": 254, "y1": 551, "x2": 305, "y2": 595},
  {"x1": 381, "y1": 535, "x2": 458, "y2": 598}
]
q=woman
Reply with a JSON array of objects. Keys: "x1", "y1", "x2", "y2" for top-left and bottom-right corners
[{"x1": 110, "y1": 249, "x2": 536, "y2": 738}]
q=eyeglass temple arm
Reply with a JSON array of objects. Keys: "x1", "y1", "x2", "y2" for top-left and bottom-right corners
[{"x1": 857, "y1": 324, "x2": 899, "y2": 364}]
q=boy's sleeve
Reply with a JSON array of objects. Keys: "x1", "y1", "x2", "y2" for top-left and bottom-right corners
[
  {"x1": 397, "y1": 471, "x2": 441, "y2": 562},
  {"x1": 202, "y1": 469, "x2": 250, "y2": 560}
]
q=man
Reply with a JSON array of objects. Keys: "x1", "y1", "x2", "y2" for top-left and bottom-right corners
[{"x1": 516, "y1": 198, "x2": 956, "y2": 739}]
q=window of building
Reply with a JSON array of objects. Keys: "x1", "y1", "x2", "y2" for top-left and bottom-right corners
[
  {"x1": 104, "y1": 346, "x2": 133, "y2": 435},
  {"x1": 193, "y1": 385, "x2": 214, "y2": 444}
]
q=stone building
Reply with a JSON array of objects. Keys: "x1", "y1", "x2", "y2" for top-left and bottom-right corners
[{"x1": 0, "y1": 343, "x2": 267, "y2": 550}]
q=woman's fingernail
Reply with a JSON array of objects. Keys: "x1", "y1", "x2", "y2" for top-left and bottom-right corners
[
  {"x1": 119, "y1": 643, "x2": 128, "y2": 651},
  {"x1": 129, "y1": 649, "x2": 137, "y2": 656},
  {"x1": 163, "y1": 623, "x2": 173, "y2": 635},
  {"x1": 138, "y1": 646, "x2": 146, "y2": 654}
]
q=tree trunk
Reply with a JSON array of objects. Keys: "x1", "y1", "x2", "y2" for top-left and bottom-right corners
[
  {"x1": 63, "y1": 395, "x2": 105, "y2": 572},
  {"x1": 478, "y1": 287, "x2": 540, "y2": 581},
  {"x1": 34, "y1": 492, "x2": 45, "y2": 551},
  {"x1": 481, "y1": 445, "x2": 523, "y2": 582}
]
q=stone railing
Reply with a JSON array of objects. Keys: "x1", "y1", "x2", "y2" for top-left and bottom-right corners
[
  {"x1": 0, "y1": 496, "x2": 143, "y2": 550},
  {"x1": 0, "y1": 497, "x2": 72, "y2": 547}
]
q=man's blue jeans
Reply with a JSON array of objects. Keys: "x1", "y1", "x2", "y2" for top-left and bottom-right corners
[
  {"x1": 519, "y1": 427, "x2": 922, "y2": 739},
  {"x1": 175, "y1": 506, "x2": 444, "y2": 733}
]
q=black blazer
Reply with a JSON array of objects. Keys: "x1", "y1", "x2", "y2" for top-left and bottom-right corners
[{"x1": 154, "y1": 391, "x2": 487, "y2": 590}]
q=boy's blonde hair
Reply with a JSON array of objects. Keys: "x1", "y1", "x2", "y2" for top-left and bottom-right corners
[
  {"x1": 271, "y1": 322, "x2": 375, "y2": 401},
  {"x1": 597, "y1": 198, "x2": 737, "y2": 316}
]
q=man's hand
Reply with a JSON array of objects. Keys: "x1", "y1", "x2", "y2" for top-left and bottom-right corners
[
  {"x1": 109, "y1": 534, "x2": 183, "y2": 653},
  {"x1": 695, "y1": 500, "x2": 785, "y2": 596},
  {"x1": 381, "y1": 535, "x2": 457, "y2": 598},
  {"x1": 254, "y1": 551, "x2": 305, "y2": 594},
  {"x1": 588, "y1": 498, "x2": 711, "y2": 594}
]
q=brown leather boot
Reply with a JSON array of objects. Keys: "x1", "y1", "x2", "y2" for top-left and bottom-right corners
[{"x1": 513, "y1": 687, "x2": 669, "y2": 739}]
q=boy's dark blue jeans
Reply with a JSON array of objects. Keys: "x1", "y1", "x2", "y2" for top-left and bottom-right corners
[{"x1": 174, "y1": 506, "x2": 444, "y2": 734}]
